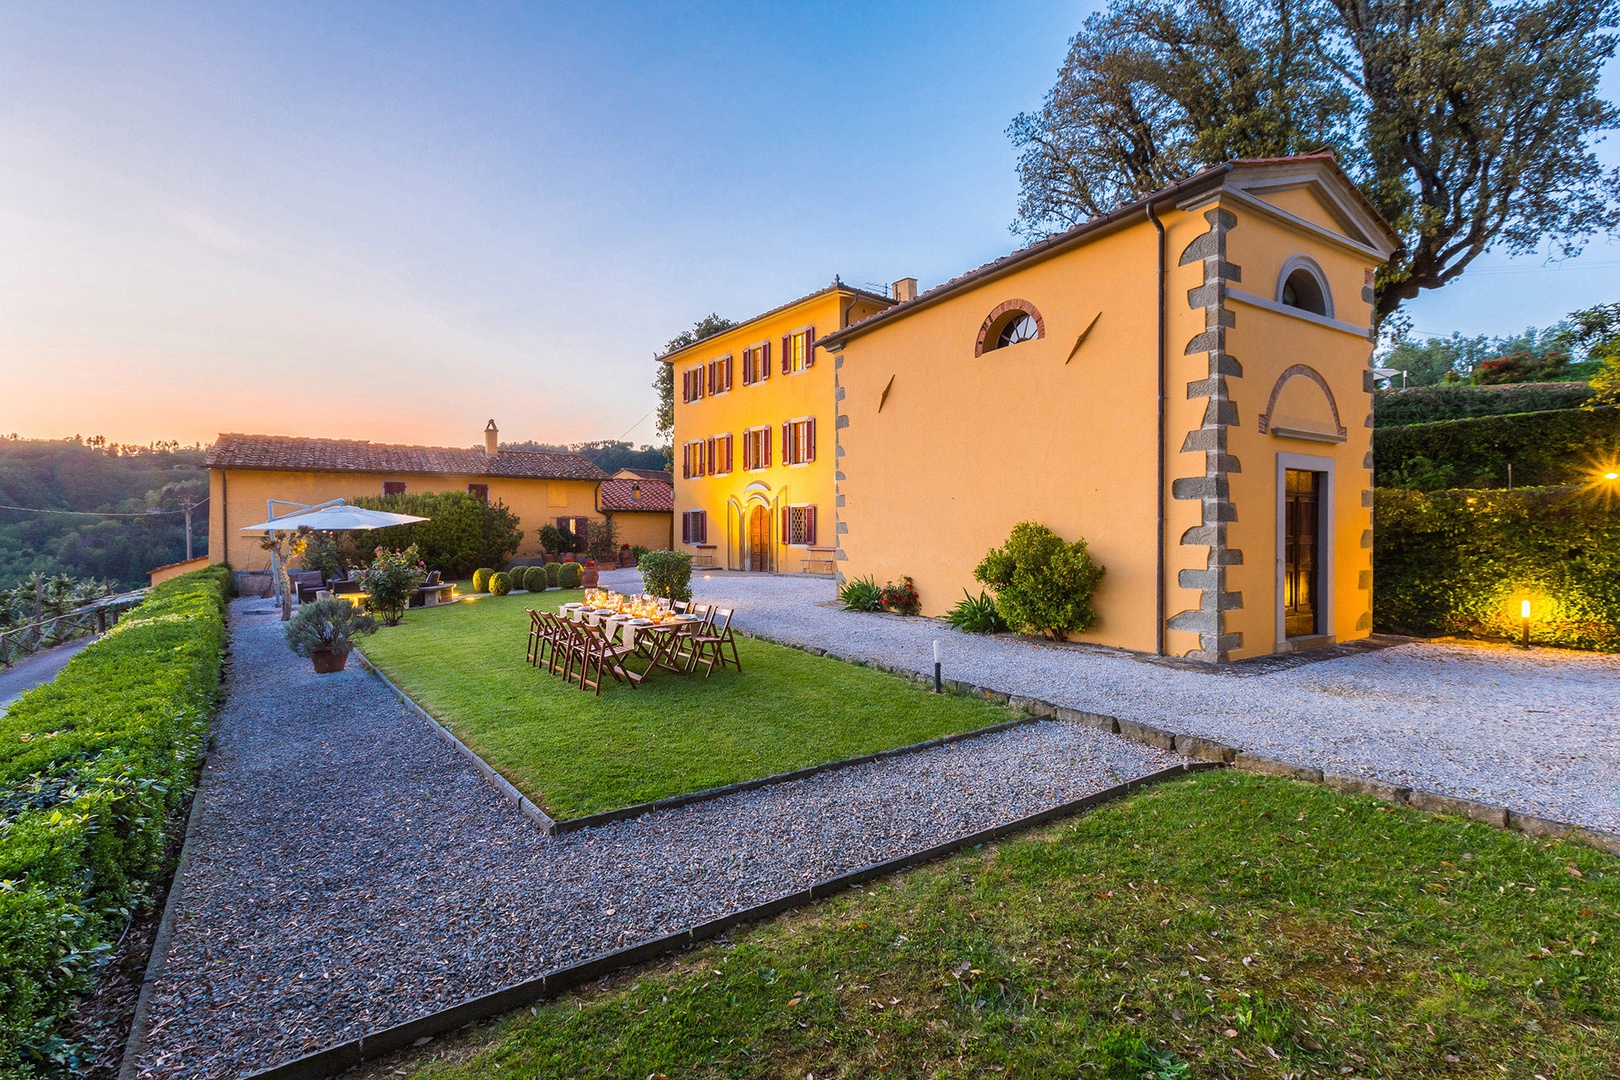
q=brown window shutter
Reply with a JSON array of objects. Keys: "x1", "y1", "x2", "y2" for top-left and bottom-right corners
[
  {"x1": 742, "y1": 349, "x2": 752, "y2": 385},
  {"x1": 781, "y1": 335, "x2": 791, "y2": 375},
  {"x1": 681, "y1": 511, "x2": 690, "y2": 544},
  {"x1": 764, "y1": 425, "x2": 771, "y2": 466},
  {"x1": 574, "y1": 518, "x2": 590, "y2": 544},
  {"x1": 742, "y1": 432, "x2": 751, "y2": 471},
  {"x1": 781, "y1": 505, "x2": 790, "y2": 540},
  {"x1": 806, "y1": 417, "x2": 816, "y2": 462},
  {"x1": 804, "y1": 326, "x2": 816, "y2": 368},
  {"x1": 725, "y1": 355, "x2": 733, "y2": 391},
  {"x1": 761, "y1": 340, "x2": 770, "y2": 380},
  {"x1": 695, "y1": 510, "x2": 706, "y2": 544},
  {"x1": 682, "y1": 443, "x2": 690, "y2": 478},
  {"x1": 782, "y1": 422, "x2": 791, "y2": 463},
  {"x1": 806, "y1": 505, "x2": 817, "y2": 545},
  {"x1": 706, "y1": 438, "x2": 715, "y2": 474},
  {"x1": 555, "y1": 516, "x2": 569, "y2": 531}
]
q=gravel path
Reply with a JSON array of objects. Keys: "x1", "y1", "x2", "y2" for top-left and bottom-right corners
[
  {"x1": 617, "y1": 569, "x2": 1620, "y2": 834},
  {"x1": 132, "y1": 599, "x2": 1176, "y2": 1078}
]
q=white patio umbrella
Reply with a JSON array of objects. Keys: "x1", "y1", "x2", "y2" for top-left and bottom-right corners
[
  {"x1": 239, "y1": 503, "x2": 429, "y2": 532},
  {"x1": 241, "y1": 499, "x2": 430, "y2": 616}
]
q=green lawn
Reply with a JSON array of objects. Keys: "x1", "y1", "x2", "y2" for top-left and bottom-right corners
[
  {"x1": 357, "y1": 590, "x2": 1017, "y2": 818},
  {"x1": 361, "y1": 771, "x2": 1620, "y2": 1080}
]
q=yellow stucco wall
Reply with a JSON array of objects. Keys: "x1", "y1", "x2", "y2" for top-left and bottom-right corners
[
  {"x1": 832, "y1": 222, "x2": 1166, "y2": 652},
  {"x1": 832, "y1": 173, "x2": 1382, "y2": 660},
  {"x1": 669, "y1": 288, "x2": 888, "y2": 572},
  {"x1": 609, "y1": 510, "x2": 673, "y2": 554},
  {"x1": 1216, "y1": 199, "x2": 1376, "y2": 658},
  {"x1": 207, "y1": 468, "x2": 602, "y2": 571}
]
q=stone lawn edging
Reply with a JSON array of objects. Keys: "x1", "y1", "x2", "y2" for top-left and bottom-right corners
[
  {"x1": 238, "y1": 760, "x2": 1216, "y2": 1080},
  {"x1": 738, "y1": 628, "x2": 1620, "y2": 859}
]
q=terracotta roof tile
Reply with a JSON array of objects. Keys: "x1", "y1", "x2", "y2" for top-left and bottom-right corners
[
  {"x1": 599, "y1": 476, "x2": 673, "y2": 512},
  {"x1": 206, "y1": 433, "x2": 606, "y2": 481},
  {"x1": 616, "y1": 467, "x2": 676, "y2": 481}
]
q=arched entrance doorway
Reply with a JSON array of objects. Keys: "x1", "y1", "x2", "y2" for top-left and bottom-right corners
[{"x1": 745, "y1": 504, "x2": 772, "y2": 571}]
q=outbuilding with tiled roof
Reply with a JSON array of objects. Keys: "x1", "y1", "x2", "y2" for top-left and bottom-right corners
[{"x1": 204, "y1": 421, "x2": 649, "y2": 575}]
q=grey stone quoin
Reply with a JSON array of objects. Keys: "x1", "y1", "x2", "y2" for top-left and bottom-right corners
[{"x1": 1168, "y1": 206, "x2": 1245, "y2": 662}]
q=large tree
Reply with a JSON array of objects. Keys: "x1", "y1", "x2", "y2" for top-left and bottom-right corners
[
  {"x1": 1009, "y1": 0, "x2": 1620, "y2": 323},
  {"x1": 652, "y1": 313, "x2": 736, "y2": 440}
]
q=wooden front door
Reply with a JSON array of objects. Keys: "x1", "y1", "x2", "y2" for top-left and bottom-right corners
[
  {"x1": 747, "y1": 505, "x2": 771, "y2": 572},
  {"x1": 1283, "y1": 468, "x2": 1321, "y2": 638}
]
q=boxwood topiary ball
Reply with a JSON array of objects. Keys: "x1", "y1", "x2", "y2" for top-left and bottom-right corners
[
  {"x1": 523, "y1": 566, "x2": 548, "y2": 592},
  {"x1": 558, "y1": 561, "x2": 583, "y2": 589},
  {"x1": 471, "y1": 567, "x2": 494, "y2": 593},
  {"x1": 545, "y1": 561, "x2": 563, "y2": 587},
  {"x1": 488, "y1": 571, "x2": 511, "y2": 596}
]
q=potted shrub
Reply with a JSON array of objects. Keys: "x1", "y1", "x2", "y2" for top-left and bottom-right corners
[
  {"x1": 284, "y1": 597, "x2": 377, "y2": 673},
  {"x1": 582, "y1": 558, "x2": 599, "y2": 588}
]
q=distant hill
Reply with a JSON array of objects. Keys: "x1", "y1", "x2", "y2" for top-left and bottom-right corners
[
  {"x1": 0, "y1": 437, "x2": 208, "y2": 590},
  {"x1": 500, "y1": 439, "x2": 671, "y2": 474}
]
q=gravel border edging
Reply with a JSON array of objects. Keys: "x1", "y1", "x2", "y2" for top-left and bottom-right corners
[
  {"x1": 238, "y1": 760, "x2": 1216, "y2": 1080},
  {"x1": 739, "y1": 628, "x2": 1620, "y2": 858},
  {"x1": 551, "y1": 712, "x2": 1048, "y2": 834},
  {"x1": 354, "y1": 651, "x2": 557, "y2": 833},
  {"x1": 117, "y1": 749, "x2": 213, "y2": 1080}
]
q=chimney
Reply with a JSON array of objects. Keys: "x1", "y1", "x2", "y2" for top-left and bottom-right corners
[
  {"x1": 892, "y1": 277, "x2": 918, "y2": 303},
  {"x1": 484, "y1": 419, "x2": 498, "y2": 457}
]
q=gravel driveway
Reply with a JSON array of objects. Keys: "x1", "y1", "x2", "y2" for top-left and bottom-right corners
[
  {"x1": 131, "y1": 599, "x2": 1176, "y2": 1078},
  {"x1": 626, "y1": 569, "x2": 1620, "y2": 834}
]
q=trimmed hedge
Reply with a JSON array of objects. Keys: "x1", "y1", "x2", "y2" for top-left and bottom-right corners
[
  {"x1": 1373, "y1": 406, "x2": 1620, "y2": 488},
  {"x1": 557, "y1": 561, "x2": 583, "y2": 589},
  {"x1": 522, "y1": 566, "x2": 547, "y2": 593},
  {"x1": 1373, "y1": 382, "x2": 1593, "y2": 427},
  {"x1": 544, "y1": 561, "x2": 563, "y2": 587},
  {"x1": 1374, "y1": 487, "x2": 1620, "y2": 651},
  {"x1": 0, "y1": 565, "x2": 230, "y2": 1072},
  {"x1": 488, "y1": 571, "x2": 511, "y2": 596},
  {"x1": 351, "y1": 491, "x2": 523, "y2": 579}
]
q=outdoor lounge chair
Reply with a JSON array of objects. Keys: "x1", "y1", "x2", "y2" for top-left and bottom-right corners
[{"x1": 293, "y1": 571, "x2": 326, "y2": 604}]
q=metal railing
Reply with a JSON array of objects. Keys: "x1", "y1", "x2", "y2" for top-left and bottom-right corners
[{"x1": 0, "y1": 592, "x2": 147, "y2": 669}]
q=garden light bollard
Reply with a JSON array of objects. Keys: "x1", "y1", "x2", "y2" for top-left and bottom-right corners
[
  {"x1": 933, "y1": 639, "x2": 942, "y2": 693},
  {"x1": 1521, "y1": 599, "x2": 1531, "y2": 649}
]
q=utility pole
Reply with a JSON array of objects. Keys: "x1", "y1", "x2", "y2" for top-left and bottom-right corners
[{"x1": 181, "y1": 496, "x2": 195, "y2": 561}]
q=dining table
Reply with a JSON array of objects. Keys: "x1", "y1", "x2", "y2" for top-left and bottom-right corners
[{"x1": 556, "y1": 601, "x2": 701, "y2": 673}]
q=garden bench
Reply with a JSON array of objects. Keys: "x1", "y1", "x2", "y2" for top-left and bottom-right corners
[{"x1": 802, "y1": 547, "x2": 837, "y2": 574}]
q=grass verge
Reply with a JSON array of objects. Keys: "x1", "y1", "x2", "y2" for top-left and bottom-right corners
[
  {"x1": 361, "y1": 771, "x2": 1619, "y2": 1080},
  {"x1": 356, "y1": 590, "x2": 1016, "y2": 819}
]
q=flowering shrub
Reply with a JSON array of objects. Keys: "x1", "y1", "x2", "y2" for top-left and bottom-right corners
[
  {"x1": 358, "y1": 545, "x2": 426, "y2": 626},
  {"x1": 879, "y1": 577, "x2": 921, "y2": 616}
]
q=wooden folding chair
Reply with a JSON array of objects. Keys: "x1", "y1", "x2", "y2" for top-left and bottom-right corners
[
  {"x1": 671, "y1": 604, "x2": 713, "y2": 670},
  {"x1": 687, "y1": 607, "x2": 739, "y2": 677},
  {"x1": 546, "y1": 613, "x2": 585, "y2": 682},
  {"x1": 525, "y1": 608, "x2": 546, "y2": 667},
  {"x1": 579, "y1": 621, "x2": 642, "y2": 694}
]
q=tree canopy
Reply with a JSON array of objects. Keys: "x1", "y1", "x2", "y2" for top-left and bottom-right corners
[
  {"x1": 1009, "y1": 0, "x2": 1620, "y2": 323},
  {"x1": 653, "y1": 313, "x2": 736, "y2": 440}
]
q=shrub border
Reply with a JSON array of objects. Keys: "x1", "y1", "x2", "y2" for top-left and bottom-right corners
[{"x1": 237, "y1": 761, "x2": 1216, "y2": 1080}]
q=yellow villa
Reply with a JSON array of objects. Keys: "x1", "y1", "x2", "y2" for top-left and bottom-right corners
[
  {"x1": 661, "y1": 280, "x2": 895, "y2": 573},
  {"x1": 818, "y1": 154, "x2": 1398, "y2": 662},
  {"x1": 205, "y1": 422, "x2": 606, "y2": 576}
]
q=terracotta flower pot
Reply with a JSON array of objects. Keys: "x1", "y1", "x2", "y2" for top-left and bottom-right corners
[
  {"x1": 311, "y1": 647, "x2": 348, "y2": 674},
  {"x1": 582, "y1": 563, "x2": 599, "y2": 588}
]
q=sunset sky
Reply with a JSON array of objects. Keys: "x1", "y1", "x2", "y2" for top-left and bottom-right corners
[{"x1": 2, "y1": 1, "x2": 1616, "y2": 450}]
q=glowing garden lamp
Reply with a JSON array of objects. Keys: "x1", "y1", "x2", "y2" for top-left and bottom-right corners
[{"x1": 1520, "y1": 599, "x2": 1532, "y2": 649}]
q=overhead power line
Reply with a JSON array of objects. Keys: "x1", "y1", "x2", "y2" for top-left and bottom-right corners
[{"x1": 0, "y1": 497, "x2": 208, "y2": 518}]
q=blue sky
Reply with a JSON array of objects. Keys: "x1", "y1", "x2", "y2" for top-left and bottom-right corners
[{"x1": 1, "y1": 1, "x2": 1615, "y2": 447}]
